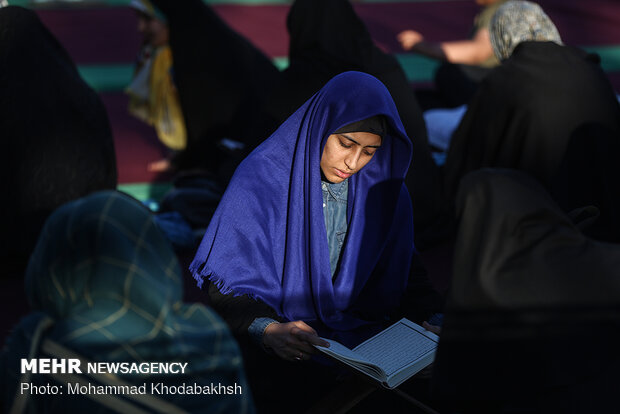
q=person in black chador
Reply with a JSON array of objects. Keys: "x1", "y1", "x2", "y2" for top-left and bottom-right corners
[
  {"x1": 265, "y1": 0, "x2": 448, "y2": 248},
  {"x1": 1, "y1": 6, "x2": 117, "y2": 278},
  {"x1": 143, "y1": 0, "x2": 282, "y2": 180},
  {"x1": 443, "y1": 1, "x2": 620, "y2": 243},
  {"x1": 431, "y1": 168, "x2": 620, "y2": 413},
  {"x1": 143, "y1": 0, "x2": 448, "y2": 247}
]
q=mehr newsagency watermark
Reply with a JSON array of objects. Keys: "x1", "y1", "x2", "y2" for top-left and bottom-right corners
[{"x1": 20, "y1": 358, "x2": 243, "y2": 396}]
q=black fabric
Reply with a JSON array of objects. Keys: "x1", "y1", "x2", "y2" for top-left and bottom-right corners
[
  {"x1": 264, "y1": 0, "x2": 447, "y2": 248},
  {"x1": 396, "y1": 253, "x2": 445, "y2": 324},
  {"x1": 433, "y1": 62, "x2": 493, "y2": 108},
  {"x1": 158, "y1": 172, "x2": 224, "y2": 229},
  {"x1": 444, "y1": 42, "x2": 620, "y2": 202},
  {"x1": 1, "y1": 6, "x2": 117, "y2": 277},
  {"x1": 431, "y1": 169, "x2": 620, "y2": 413},
  {"x1": 551, "y1": 123, "x2": 620, "y2": 243},
  {"x1": 208, "y1": 283, "x2": 342, "y2": 414},
  {"x1": 208, "y1": 282, "x2": 282, "y2": 335},
  {"x1": 452, "y1": 169, "x2": 620, "y2": 308},
  {"x1": 334, "y1": 115, "x2": 387, "y2": 138},
  {"x1": 149, "y1": 0, "x2": 281, "y2": 177}
]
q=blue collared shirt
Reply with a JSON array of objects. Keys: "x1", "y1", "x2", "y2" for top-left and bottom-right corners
[{"x1": 321, "y1": 179, "x2": 349, "y2": 278}]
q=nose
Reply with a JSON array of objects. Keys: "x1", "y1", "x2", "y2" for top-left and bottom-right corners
[{"x1": 344, "y1": 149, "x2": 362, "y2": 171}]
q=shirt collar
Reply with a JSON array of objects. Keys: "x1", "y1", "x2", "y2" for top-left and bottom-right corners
[{"x1": 322, "y1": 179, "x2": 348, "y2": 199}]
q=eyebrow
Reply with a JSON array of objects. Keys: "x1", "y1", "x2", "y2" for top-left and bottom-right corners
[{"x1": 339, "y1": 133, "x2": 382, "y2": 148}]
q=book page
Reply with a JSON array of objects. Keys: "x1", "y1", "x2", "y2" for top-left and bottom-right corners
[
  {"x1": 315, "y1": 339, "x2": 373, "y2": 366},
  {"x1": 352, "y1": 319, "x2": 438, "y2": 377},
  {"x1": 315, "y1": 339, "x2": 385, "y2": 381}
]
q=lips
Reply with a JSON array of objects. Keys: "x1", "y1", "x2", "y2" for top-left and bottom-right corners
[{"x1": 334, "y1": 168, "x2": 351, "y2": 179}]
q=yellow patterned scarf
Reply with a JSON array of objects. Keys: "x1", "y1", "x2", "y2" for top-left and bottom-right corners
[{"x1": 127, "y1": 46, "x2": 187, "y2": 150}]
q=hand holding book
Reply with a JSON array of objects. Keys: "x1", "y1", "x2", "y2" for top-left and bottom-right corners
[
  {"x1": 263, "y1": 320, "x2": 330, "y2": 362},
  {"x1": 313, "y1": 319, "x2": 439, "y2": 389},
  {"x1": 422, "y1": 321, "x2": 441, "y2": 335}
]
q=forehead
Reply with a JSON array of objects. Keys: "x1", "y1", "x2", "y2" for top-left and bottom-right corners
[{"x1": 336, "y1": 131, "x2": 382, "y2": 146}]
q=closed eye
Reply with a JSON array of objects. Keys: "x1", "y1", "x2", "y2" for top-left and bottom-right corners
[{"x1": 339, "y1": 139, "x2": 352, "y2": 149}]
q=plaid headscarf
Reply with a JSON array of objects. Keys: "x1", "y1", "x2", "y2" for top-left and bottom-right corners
[
  {"x1": 2, "y1": 191, "x2": 253, "y2": 414},
  {"x1": 490, "y1": 1, "x2": 562, "y2": 61}
]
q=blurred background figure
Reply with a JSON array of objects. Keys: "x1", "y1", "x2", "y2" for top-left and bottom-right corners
[
  {"x1": 443, "y1": 1, "x2": 620, "y2": 243},
  {"x1": 125, "y1": 0, "x2": 284, "y2": 251},
  {"x1": 432, "y1": 169, "x2": 620, "y2": 413},
  {"x1": 127, "y1": 0, "x2": 186, "y2": 173},
  {"x1": 1, "y1": 6, "x2": 117, "y2": 280},
  {"x1": 267, "y1": 0, "x2": 449, "y2": 248},
  {"x1": 1, "y1": 191, "x2": 254, "y2": 414},
  {"x1": 138, "y1": 0, "x2": 281, "y2": 181},
  {"x1": 398, "y1": 0, "x2": 508, "y2": 108}
]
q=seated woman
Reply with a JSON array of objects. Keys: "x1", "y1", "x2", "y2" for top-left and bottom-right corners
[
  {"x1": 190, "y1": 71, "x2": 443, "y2": 411},
  {"x1": 1, "y1": 191, "x2": 253, "y2": 414},
  {"x1": 443, "y1": 1, "x2": 620, "y2": 204},
  {"x1": 433, "y1": 169, "x2": 620, "y2": 412},
  {"x1": 141, "y1": 0, "x2": 281, "y2": 179}
]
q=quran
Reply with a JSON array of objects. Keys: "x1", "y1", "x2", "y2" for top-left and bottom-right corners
[{"x1": 314, "y1": 318, "x2": 439, "y2": 389}]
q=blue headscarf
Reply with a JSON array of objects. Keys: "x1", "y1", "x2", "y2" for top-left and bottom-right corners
[{"x1": 191, "y1": 72, "x2": 415, "y2": 338}]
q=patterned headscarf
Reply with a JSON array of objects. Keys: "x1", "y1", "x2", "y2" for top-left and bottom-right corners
[
  {"x1": 2, "y1": 191, "x2": 253, "y2": 414},
  {"x1": 490, "y1": 1, "x2": 562, "y2": 61}
]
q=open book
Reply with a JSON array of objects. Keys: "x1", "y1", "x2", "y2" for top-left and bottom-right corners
[{"x1": 314, "y1": 318, "x2": 438, "y2": 389}]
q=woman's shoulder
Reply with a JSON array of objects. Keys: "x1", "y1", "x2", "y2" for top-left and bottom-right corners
[{"x1": 224, "y1": 150, "x2": 290, "y2": 202}]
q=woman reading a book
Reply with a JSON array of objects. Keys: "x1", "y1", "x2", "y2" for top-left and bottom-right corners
[{"x1": 190, "y1": 71, "x2": 442, "y2": 411}]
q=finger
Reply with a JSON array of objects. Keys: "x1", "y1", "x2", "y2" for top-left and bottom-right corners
[
  {"x1": 273, "y1": 347, "x2": 295, "y2": 362},
  {"x1": 285, "y1": 336, "x2": 319, "y2": 355},
  {"x1": 291, "y1": 329, "x2": 329, "y2": 348},
  {"x1": 291, "y1": 320, "x2": 318, "y2": 335},
  {"x1": 273, "y1": 343, "x2": 306, "y2": 362},
  {"x1": 290, "y1": 321, "x2": 329, "y2": 346},
  {"x1": 290, "y1": 348, "x2": 314, "y2": 362},
  {"x1": 422, "y1": 321, "x2": 441, "y2": 335},
  {"x1": 290, "y1": 351, "x2": 304, "y2": 362}
]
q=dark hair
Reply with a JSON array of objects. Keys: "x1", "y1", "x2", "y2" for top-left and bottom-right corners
[{"x1": 334, "y1": 115, "x2": 387, "y2": 138}]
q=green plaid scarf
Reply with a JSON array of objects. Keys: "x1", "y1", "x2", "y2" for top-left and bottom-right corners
[{"x1": 2, "y1": 191, "x2": 254, "y2": 414}]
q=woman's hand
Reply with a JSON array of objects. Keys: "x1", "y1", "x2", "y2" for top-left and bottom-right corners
[
  {"x1": 147, "y1": 158, "x2": 172, "y2": 172},
  {"x1": 263, "y1": 321, "x2": 330, "y2": 362},
  {"x1": 422, "y1": 321, "x2": 441, "y2": 335}
]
